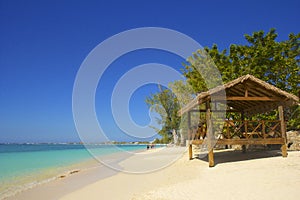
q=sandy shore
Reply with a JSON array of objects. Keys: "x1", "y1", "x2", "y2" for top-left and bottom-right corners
[
  {"x1": 8, "y1": 147, "x2": 300, "y2": 200},
  {"x1": 60, "y1": 148, "x2": 299, "y2": 200}
]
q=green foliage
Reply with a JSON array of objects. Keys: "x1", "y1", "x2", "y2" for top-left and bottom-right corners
[
  {"x1": 182, "y1": 48, "x2": 223, "y2": 92},
  {"x1": 146, "y1": 29, "x2": 299, "y2": 137},
  {"x1": 287, "y1": 105, "x2": 300, "y2": 130},
  {"x1": 152, "y1": 138, "x2": 161, "y2": 144},
  {"x1": 145, "y1": 86, "x2": 181, "y2": 143},
  {"x1": 183, "y1": 28, "x2": 299, "y2": 129},
  {"x1": 168, "y1": 80, "x2": 195, "y2": 106},
  {"x1": 168, "y1": 80, "x2": 197, "y2": 136},
  {"x1": 184, "y1": 29, "x2": 300, "y2": 95}
]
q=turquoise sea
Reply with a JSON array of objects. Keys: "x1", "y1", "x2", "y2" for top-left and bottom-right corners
[{"x1": 0, "y1": 144, "x2": 152, "y2": 199}]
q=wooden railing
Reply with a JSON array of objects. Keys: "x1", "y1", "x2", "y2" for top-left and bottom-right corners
[
  {"x1": 223, "y1": 120, "x2": 282, "y2": 139},
  {"x1": 189, "y1": 120, "x2": 283, "y2": 141}
]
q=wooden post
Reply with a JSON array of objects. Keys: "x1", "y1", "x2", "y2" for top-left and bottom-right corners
[
  {"x1": 278, "y1": 105, "x2": 287, "y2": 157},
  {"x1": 244, "y1": 120, "x2": 248, "y2": 139},
  {"x1": 281, "y1": 144, "x2": 287, "y2": 157},
  {"x1": 244, "y1": 84, "x2": 249, "y2": 97},
  {"x1": 187, "y1": 111, "x2": 193, "y2": 160},
  {"x1": 189, "y1": 144, "x2": 193, "y2": 160},
  {"x1": 262, "y1": 120, "x2": 266, "y2": 149},
  {"x1": 262, "y1": 120, "x2": 266, "y2": 139},
  {"x1": 187, "y1": 111, "x2": 191, "y2": 141},
  {"x1": 208, "y1": 149, "x2": 214, "y2": 167},
  {"x1": 241, "y1": 111, "x2": 246, "y2": 153},
  {"x1": 243, "y1": 83, "x2": 249, "y2": 153},
  {"x1": 206, "y1": 102, "x2": 215, "y2": 167}
]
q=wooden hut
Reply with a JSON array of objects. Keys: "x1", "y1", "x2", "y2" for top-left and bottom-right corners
[{"x1": 178, "y1": 74, "x2": 299, "y2": 167}]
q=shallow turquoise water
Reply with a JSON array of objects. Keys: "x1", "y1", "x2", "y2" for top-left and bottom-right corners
[{"x1": 0, "y1": 144, "x2": 150, "y2": 199}]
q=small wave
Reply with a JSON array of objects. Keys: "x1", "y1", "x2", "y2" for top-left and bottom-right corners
[
  {"x1": 0, "y1": 176, "x2": 56, "y2": 200},
  {"x1": 0, "y1": 166, "x2": 93, "y2": 200}
]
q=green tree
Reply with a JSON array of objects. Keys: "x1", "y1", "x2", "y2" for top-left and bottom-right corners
[
  {"x1": 287, "y1": 105, "x2": 300, "y2": 130},
  {"x1": 182, "y1": 48, "x2": 223, "y2": 93},
  {"x1": 168, "y1": 80, "x2": 198, "y2": 145},
  {"x1": 145, "y1": 86, "x2": 181, "y2": 143},
  {"x1": 183, "y1": 28, "x2": 299, "y2": 95},
  {"x1": 168, "y1": 80, "x2": 195, "y2": 107},
  {"x1": 183, "y1": 29, "x2": 300, "y2": 129}
]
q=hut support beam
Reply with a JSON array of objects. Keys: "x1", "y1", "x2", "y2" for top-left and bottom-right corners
[
  {"x1": 189, "y1": 144, "x2": 193, "y2": 160},
  {"x1": 206, "y1": 102, "x2": 215, "y2": 167},
  {"x1": 187, "y1": 111, "x2": 191, "y2": 141},
  {"x1": 241, "y1": 111, "x2": 246, "y2": 153},
  {"x1": 278, "y1": 105, "x2": 287, "y2": 157},
  {"x1": 188, "y1": 111, "x2": 193, "y2": 160},
  {"x1": 208, "y1": 149, "x2": 214, "y2": 167}
]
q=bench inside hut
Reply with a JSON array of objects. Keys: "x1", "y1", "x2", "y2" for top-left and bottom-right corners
[{"x1": 178, "y1": 74, "x2": 299, "y2": 167}]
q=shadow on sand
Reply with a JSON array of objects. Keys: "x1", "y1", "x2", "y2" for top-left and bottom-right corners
[{"x1": 193, "y1": 149, "x2": 283, "y2": 167}]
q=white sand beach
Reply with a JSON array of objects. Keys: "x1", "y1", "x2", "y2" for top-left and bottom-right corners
[
  {"x1": 60, "y1": 148, "x2": 299, "y2": 200},
  {"x1": 8, "y1": 147, "x2": 300, "y2": 200}
]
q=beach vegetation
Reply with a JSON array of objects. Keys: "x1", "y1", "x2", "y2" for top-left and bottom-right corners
[
  {"x1": 145, "y1": 29, "x2": 299, "y2": 141},
  {"x1": 183, "y1": 28, "x2": 299, "y2": 130},
  {"x1": 145, "y1": 86, "x2": 181, "y2": 143}
]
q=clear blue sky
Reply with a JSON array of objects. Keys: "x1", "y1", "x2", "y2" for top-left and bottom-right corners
[{"x1": 0, "y1": 0, "x2": 299, "y2": 143}]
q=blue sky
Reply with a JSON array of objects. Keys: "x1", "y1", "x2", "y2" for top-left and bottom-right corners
[{"x1": 0, "y1": 0, "x2": 299, "y2": 143}]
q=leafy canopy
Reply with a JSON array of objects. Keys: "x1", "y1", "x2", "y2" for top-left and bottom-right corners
[
  {"x1": 183, "y1": 28, "x2": 299, "y2": 129},
  {"x1": 145, "y1": 86, "x2": 181, "y2": 143},
  {"x1": 183, "y1": 28, "x2": 299, "y2": 95},
  {"x1": 145, "y1": 29, "x2": 300, "y2": 140}
]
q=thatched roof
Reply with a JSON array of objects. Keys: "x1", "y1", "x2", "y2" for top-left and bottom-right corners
[{"x1": 179, "y1": 74, "x2": 299, "y2": 116}]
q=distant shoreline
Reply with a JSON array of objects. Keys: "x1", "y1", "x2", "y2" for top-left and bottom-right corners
[{"x1": 0, "y1": 141, "x2": 166, "y2": 145}]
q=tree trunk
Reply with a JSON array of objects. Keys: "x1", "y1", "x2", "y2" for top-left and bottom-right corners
[
  {"x1": 172, "y1": 129, "x2": 178, "y2": 145},
  {"x1": 179, "y1": 129, "x2": 185, "y2": 146}
]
